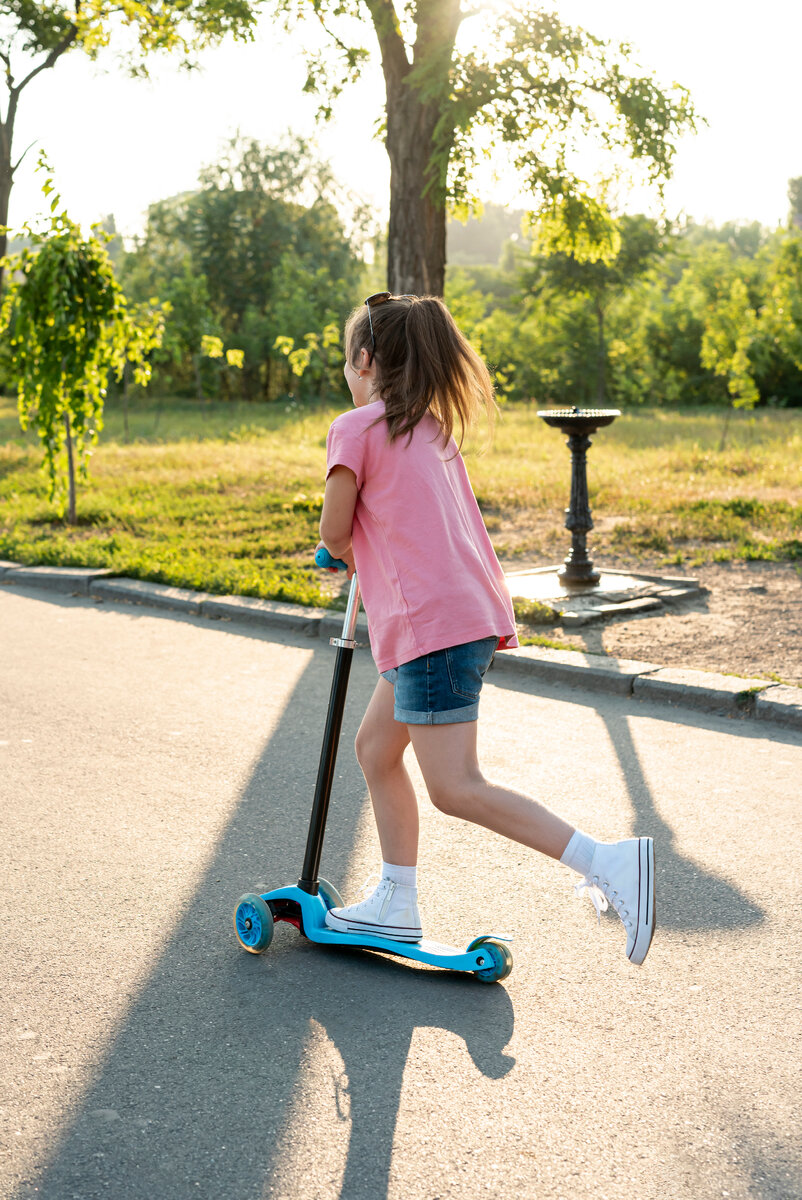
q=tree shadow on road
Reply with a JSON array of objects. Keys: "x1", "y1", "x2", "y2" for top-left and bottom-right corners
[
  {"x1": 17, "y1": 642, "x2": 515, "y2": 1200},
  {"x1": 492, "y1": 667, "x2": 768, "y2": 934}
]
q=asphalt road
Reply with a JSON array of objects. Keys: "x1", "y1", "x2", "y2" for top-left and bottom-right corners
[{"x1": 2, "y1": 585, "x2": 801, "y2": 1200}]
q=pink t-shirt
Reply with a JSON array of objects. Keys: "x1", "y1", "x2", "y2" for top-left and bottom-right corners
[{"x1": 326, "y1": 400, "x2": 519, "y2": 672}]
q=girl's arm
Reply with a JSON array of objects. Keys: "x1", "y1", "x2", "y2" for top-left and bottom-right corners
[{"x1": 319, "y1": 465, "x2": 358, "y2": 571}]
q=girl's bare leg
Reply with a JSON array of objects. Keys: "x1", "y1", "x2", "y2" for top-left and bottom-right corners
[
  {"x1": 354, "y1": 678, "x2": 419, "y2": 866},
  {"x1": 407, "y1": 721, "x2": 574, "y2": 860}
]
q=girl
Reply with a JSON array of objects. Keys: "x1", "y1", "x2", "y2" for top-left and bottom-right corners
[{"x1": 318, "y1": 292, "x2": 655, "y2": 966}]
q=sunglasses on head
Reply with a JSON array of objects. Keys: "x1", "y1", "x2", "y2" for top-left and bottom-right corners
[{"x1": 363, "y1": 291, "x2": 414, "y2": 361}]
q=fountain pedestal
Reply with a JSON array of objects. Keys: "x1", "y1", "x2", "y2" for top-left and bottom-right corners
[{"x1": 537, "y1": 407, "x2": 620, "y2": 589}]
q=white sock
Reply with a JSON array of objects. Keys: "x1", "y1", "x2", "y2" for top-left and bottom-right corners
[
  {"x1": 560, "y1": 831, "x2": 597, "y2": 878},
  {"x1": 382, "y1": 861, "x2": 417, "y2": 889}
]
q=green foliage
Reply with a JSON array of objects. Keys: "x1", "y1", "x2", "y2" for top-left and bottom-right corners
[
  {"x1": 443, "y1": 210, "x2": 802, "y2": 410},
  {"x1": 120, "y1": 136, "x2": 366, "y2": 400},
  {"x1": 511, "y1": 597, "x2": 558, "y2": 625},
  {"x1": 1, "y1": 0, "x2": 257, "y2": 69},
  {"x1": 0, "y1": 160, "x2": 165, "y2": 518},
  {"x1": 436, "y1": 5, "x2": 694, "y2": 245},
  {"x1": 266, "y1": 0, "x2": 697, "y2": 285}
]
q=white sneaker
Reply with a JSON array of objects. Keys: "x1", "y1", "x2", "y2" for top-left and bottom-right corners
[
  {"x1": 575, "y1": 838, "x2": 655, "y2": 965},
  {"x1": 325, "y1": 877, "x2": 423, "y2": 942}
]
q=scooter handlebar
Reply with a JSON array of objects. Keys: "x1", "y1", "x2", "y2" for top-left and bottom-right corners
[{"x1": 315, "y1": 547, "x2": 349, "y2": 571}]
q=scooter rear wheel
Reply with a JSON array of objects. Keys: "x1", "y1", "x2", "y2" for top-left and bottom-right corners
[
  {"x1": 469, "y1": 937, "x2": 513, "y2": 983},
  {"x1": 233, "y1": 893, "x2": 274, "y2": 954}
]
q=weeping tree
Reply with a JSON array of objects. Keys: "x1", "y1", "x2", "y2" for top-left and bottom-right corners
[
  {"x1": 270, "y1": 1, "x2": 698, "y2": 295},
  {"x1": 0, "y1": 0, "x2": 256, "y2": 291},
  {"x1": 1, "y1": 163, "x2": 166, "y2": 522}
]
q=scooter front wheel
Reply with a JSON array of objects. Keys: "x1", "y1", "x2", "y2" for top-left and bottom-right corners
[
  {"x1": 233, "y1": 893, "x2": 274, "y2": 954},
  {"x1": 468, "y1": 937, "x2": 513, "y2": 983}
]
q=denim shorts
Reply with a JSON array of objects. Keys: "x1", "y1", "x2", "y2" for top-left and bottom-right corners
[{"x1": 380, "y1": 636, "x2": 498, "y2": 725}]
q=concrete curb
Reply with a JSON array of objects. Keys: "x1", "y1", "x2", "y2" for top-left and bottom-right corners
[
  {"x1": 90, "y1": 577, "x2": 213, "y2": 615},
  {"x1": 754, "y1": 685, "x2": 802, "y2": 730},
  {"x1": 632, "y1": 667, "x2": 770, "y2": 719},
  {"x1": 2, "y1": 563, "x2": 801, "y2": 732},
  {"x1": 2, "y1": 564, "x2": 113, "y2": 594},
  {"x1": 199, "y1": 594, "x2": 327, "y2": 636},
  {"x1": 491, "y1": 645, "x2": 661, "y2": 697}
]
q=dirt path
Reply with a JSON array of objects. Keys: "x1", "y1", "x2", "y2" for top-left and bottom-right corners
[{"x1": 510, "y1": 559, "x2": 802, "y2": 686}]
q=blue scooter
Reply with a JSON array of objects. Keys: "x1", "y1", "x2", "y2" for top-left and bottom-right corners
[{"x1": 232, "y1": 549, "x2": 513, "y2": 983}]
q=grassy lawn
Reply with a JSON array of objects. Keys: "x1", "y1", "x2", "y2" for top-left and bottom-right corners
[{"x1": 1, "y1": 393, "x2": 799, "y2": 608}]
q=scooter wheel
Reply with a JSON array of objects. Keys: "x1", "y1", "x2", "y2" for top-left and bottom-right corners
[
  {"x1": 469, "y1": 937, "x2": 513, "y2": 983},
  {"x1": 317, "y1": 878, "x2": 345, "y2": 911},
  {"x1": 233, "y1": 893, "x2": 274, "y2": 954}
]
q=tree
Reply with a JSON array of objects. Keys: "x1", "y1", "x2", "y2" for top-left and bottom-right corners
[
  {"x1": 789, "y1": 177, "x2": 802, "y2": 230},
  {"x1": 270, "y1": 1, "x2": 696, "y2": 295},
  {"x1": 525, "y1": 214, "x2": 667, "y2": 403},
  {"x1": 0, "y1": 163, "x2": 166, "y2": 521},
  {"x1": 121, "y1": 137, "x2": 366, "y2": 400},
  {"x1": 0, "y1": 0, "x2": 256, "y2": 290}
]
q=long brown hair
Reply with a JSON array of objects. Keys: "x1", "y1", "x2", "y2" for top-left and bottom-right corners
[{"x1": 344, "y1": 295, "x2": 495, "y2": 447}]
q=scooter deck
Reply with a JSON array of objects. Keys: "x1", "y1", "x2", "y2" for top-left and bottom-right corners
[{"x1": 262, "y1": 885, "x2": 507, "y2": 973}]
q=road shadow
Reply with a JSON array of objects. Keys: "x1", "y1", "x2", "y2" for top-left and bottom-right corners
[
  {"x1": 16, "y1": 640, "x2": 515, "y2": 1200},
  {"x1": 492, "y1": 666, "x2": 767, "y2": 933},
  {"x1": 4, "y1": 584, "x2": 773, "y2": 941}
]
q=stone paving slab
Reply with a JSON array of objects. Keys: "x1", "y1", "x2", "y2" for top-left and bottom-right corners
[
  {"x1": 2, "y1": 565, "x2": 113, "y2": 594},
  {"x1": 506, "y1": 564, "x2": 702, "y2": 622},
  {"x1": 559, "y1": 608, "x2": 604, "y2": 626},
  {"x1": 754, "y1": 684, "x2": 802, "y2": 730},
  {"x1": 632, "y1": 666, "x2": 770, "y2": 718},
  {"x1": 598, "y1": 596, "x2": 664, "y2": 617},
  {"x1": 90, "y1": 577, "x2": 214, "y2": 615}
]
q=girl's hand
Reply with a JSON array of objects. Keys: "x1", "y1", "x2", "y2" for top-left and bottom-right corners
[
  {"x1": 315, "y1": 541, "x2": 356, "y2": 579},
  {"x1": 315, "y1": 540, "x2": 341, "y2": 573},
  {"x1": 319, "y1": 464, "x2": 358, "y2": 578}
]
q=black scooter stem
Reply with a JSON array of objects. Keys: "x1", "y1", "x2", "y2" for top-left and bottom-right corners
[
  {"x1": 298, "y1": 572, "x2": 362, "y2": 895},
  {"x1": 298, "y1": 645, "x2": 353, "y2": 893}
]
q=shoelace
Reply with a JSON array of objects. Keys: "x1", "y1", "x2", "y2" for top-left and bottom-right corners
[
  {"x1": 353, "y1": 874, "x2": 394, "y2": 918},
  {"x1": 358, "y1": 873, "x2": 386, "y2": 898},
  {"x1": 575, "y1": 875, "x2": 632, "y2": 929}
]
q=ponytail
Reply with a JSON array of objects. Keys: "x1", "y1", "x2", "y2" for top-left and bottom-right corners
[{"x1": 344, "y1": 295, "x2": 495, "y2": 447}]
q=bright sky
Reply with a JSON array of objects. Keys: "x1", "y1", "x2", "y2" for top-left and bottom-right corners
[{"x1": 6, "y1": 0, "x2": 801, "y2": 243}]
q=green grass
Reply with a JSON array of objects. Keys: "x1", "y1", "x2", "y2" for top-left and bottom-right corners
[
  {"x1": 0, "y1": 397, "x2": 340, "y2": 606},
  {"x1": 1, "y1": 395, "x2": 800, "y2": 606},
  {"x1": 518, "y1": 634, "x2": 584, "y2": 651},
  {"x1": 510, "y1": 597, "x2": 559, "y2": 625}
]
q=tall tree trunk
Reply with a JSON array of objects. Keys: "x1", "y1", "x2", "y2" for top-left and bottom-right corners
[
  {"x1": 122, "y1": 361, "x2": 131, "y2": 442},
  {"x1": 370, "y1": 0, "x2": 462, "y2": 296},
  {"x1": 0, "y1": 168, "x2": 9, "y2": 290},
  {"x1": 64, "y1": 411, "x2": 77, "y2": 525},
  {"x1": 0, "y1": 24, "x2": 78, "y2": 292},
  {"x1": 385, "y1": 92, "x2": 447, "y2": 296},
  {"x1": 0, "y1": 101, "x2": 19, "y2": 297},
  {"x1": 594, "y1": 299, "x2": 606, "y2": 406}
]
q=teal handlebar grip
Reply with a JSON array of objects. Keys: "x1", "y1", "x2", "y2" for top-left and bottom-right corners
[{"x1": 315, "y1": 547, "x2": 348, "y2": 570}]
